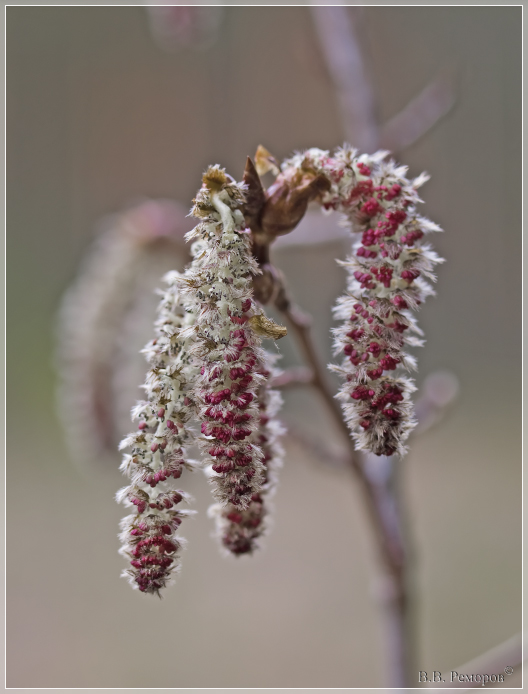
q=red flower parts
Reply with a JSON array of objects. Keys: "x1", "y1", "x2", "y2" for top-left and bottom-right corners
[{"x1": 280, "y1": 146, "x2": 443, "y2": 456}]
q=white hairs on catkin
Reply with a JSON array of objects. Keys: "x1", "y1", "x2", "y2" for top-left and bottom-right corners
[
  {"x1": 116, "y1": 265, "x2": 200, "y2": 594},
  {"x1": 56, "y1": 200, "x2": 190, "y2": 470},
  {"x1": 116, "y1": 166, "x2": 287, "y2": 593},
  {"x1": 208, "y1": 350, "x2": 285, "y2": 556},
  {"x1": 280, "y1": 146, "x2": 443, "y2": 457},
  {"x1": 179, "y1": 166, "x2": 285, "y2": 515}
]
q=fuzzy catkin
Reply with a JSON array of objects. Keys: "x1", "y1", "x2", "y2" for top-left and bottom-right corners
[
  {"x1": 281, "y1": 146, "x2": 443, "y2": 456},
  {"x1": 209, "y1": 352, "x2": 284, "y2": 555},
  {"x1": 179, "y1": 166, "x2": 274, "y2": 509},
  {"x1": 116, "y1": 270, "x2": 199, "y2": 594},
  {"x1": 57, "y1": 201, "x2": 190, "y2": 469}
]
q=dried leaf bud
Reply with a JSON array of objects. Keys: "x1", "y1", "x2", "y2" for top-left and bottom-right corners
[
  {"x1": 249, "y1": 314, "x2": 288, "y2": 340},
  {"x1": 254, "y1": 144, "x2": 280, "y2": 177}
]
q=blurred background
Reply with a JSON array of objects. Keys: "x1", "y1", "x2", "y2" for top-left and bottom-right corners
[{"x1": 7, "y1": 5, "x2": 522, "y2": 690}]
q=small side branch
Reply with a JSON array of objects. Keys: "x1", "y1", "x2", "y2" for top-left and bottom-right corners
[
  {"x1": 271, "y1": 366, "x2": 314, "y2": 389},
  {"x1": 275, "y1": 279, "x2": 411, "y2": 687},
  {"x1": 379, "y1": 69, "x2": 456, "y2": 153},
  {"x1": 278, "y1": 297, "x2": 356, "y2": 454},
  {"x1": 310, "y1": 5, "x2": 378, "y2": 152}
]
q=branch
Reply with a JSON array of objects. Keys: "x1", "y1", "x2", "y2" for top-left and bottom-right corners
[
  {"x1": 278, "y1": 298, "x2": 356, "y2": 453},
  {"x1": 427, "y1": 632, "x2": 523, "y2": 689},
  {"x1": 285, "y1": 422, "x2": 350, "y2": 469},
  {"x1": 413, "y1": 370, "x2": 459, "y2": 436},
  {"x1": 271, "y1": 366, "x2": 314, "y2": 389},
  {"x1": 379, "y1": 68, "x2": 456, "y2": 153},
  {"x1": 274, "y1": 282, "x2": 411, "y2": 686},
  {"x1": 309, "y1": 5, "x2": 378, "y2": 152}
]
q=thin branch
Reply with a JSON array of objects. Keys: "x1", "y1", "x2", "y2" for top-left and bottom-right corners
[
  {"x1": 413, "y1": 370, "x2": 459, "y2": 436},
  {"x1": 280, "y1": 300, "x2": 355, "y2": 451},
  {"x1": 379, "y1": 68, "x2": 456, "y2": 153},
  {"x1": 309, "y1": 5, "x2": 378, "y2": 152},
  {"x1": 285, "y1": 422, "x2": 350, "y2": 469},
  {"x1": 427, "y1": 632, "x2": 523, "y2": 689},
  {"x1": 271, "y1": 366, "x2": 314, "y2": 389},
  {"x1": 275, "y1": 286, "x2": 411, "y2": 686},
  {"x1": 311, "y1": 6, "x2": 456, "y2": 156}
]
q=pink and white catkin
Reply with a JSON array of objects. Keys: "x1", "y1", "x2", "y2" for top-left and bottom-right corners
[
  {"x1": 179, "y1": 166, "x2": 284, "y2": 515},
  {"x1": 282, "y1": 146, "x2": 443, "y2": 456},
  {"x1": 116, "y1": 269, "x2": 198, "y2": 594},
  {"x1": 209, "y1": 352, "x2": 284, "y2": 555}
]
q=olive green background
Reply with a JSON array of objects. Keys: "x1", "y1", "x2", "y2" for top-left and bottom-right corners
[{"x1": 7, "y1": 5, "x2": 522, "y2": 689}]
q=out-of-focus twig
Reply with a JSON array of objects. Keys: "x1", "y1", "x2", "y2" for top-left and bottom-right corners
[
  {"x1": 273, "y1": 279, "x2": 411, "y2": 687},
  {"x1": 56, "y1": 200, "x2": 192, "y2": 470},
  {"x1": 413, "y1": 370, "x2": 459, "y2": 436},
  {"x1": 310, "y1": 5, "x2": 456, "y2": 155},
  {"x1": 379, "y1": 69, "x2": 456, "y2": 153},
  {"x1": 145, "y1": 3, "x2": 223, "y2": 52},
  {"x1": 427, "y1": 632, "x2": 524, "y2": 689},
  {"x1": 271, "y1": 366, "x2": 314, "y2": 389},
  {"x1": 279, "y1": 300, "x2": 354, "y2": 447},
  {"x1": 310, "y1": 5, "x2": 378, "y2": 152}
]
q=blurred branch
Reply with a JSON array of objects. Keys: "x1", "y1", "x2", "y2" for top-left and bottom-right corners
[
  {"x1": 379, "y1": 69, "x2": 456, "y2": 153},
  {"x1": 427, "y1": 632, "x2": 524, "y2": 689},
  {"x1": 271, "y1": 366, "x2": 314, "y2": 389},
  {"x1": 277, "y1": 298, "x2": 355, "y2": 448},
  {"x1": 272, "y1": 278, "x2": 411, "y2": 687},
  {"x1": 285, "y1": 422, "x2": 350, "y2": 469},
  {"x1": 309, "y1": 5, "x2": 378, "y2": 152},
  {"x1": 310, "y1": 5, "x2": 455, "y2": 154},
  {"x1": 413, "y1": 370, "x2": 459, "y2": 436}
]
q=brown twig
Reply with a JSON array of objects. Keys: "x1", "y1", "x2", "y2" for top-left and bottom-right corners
[
  {"x1": 379, "y1": 68, "x2": 456, "y2": 153},
  {"x1": 309, "y1": 5, "x2": 378, "y2": 152},
  {"x1": 427, "y1": 632, "x2": 523, "y2": 688},
  {"x1": 243, "y1": 146, "x2": 413, "y2": 686},
  {"x1": 273, "y1": 279, "x2": 411, "y2": 686},
  {"x1": 310, "y1": 6, "x2": 455, "y2": 154},
  {"x1": 271, "y1": 366, "x2": 313, "y2": 389}
]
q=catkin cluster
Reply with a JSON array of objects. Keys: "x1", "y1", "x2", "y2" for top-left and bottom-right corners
[
  {"x1": 117, "y1": 166, "x2": 285, "y2": 592},
  {"x1": 280, "y1": 146, "x2": 443, "y2": 456},
  {"x1": 114, "y1": 146, "x2": 442, "y2": 595}
]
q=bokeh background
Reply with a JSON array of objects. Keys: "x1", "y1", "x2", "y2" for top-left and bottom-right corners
[{"x1": 7, "y1": 5, "x2": 522, "y2": 690}]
